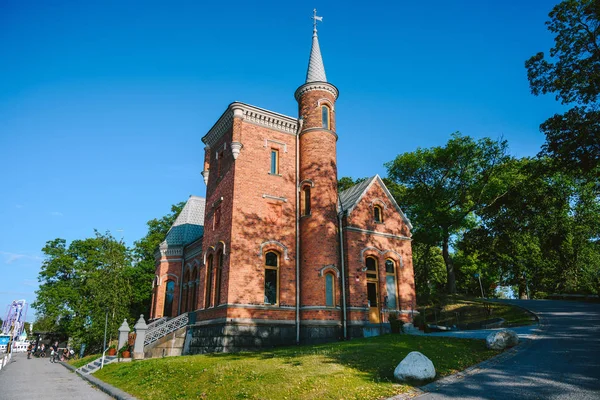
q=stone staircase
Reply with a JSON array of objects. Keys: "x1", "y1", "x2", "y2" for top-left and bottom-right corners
[
  {"x1": 77, "y1": 355, "x2": 118, "y2": 375},
  {"x1": 402, "y1": 323, "x2": 425, "y2": 335}
]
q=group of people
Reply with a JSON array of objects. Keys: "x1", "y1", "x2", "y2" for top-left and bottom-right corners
[{"x1": 26, "y1": 341, "x2": 74, "y2": 362}]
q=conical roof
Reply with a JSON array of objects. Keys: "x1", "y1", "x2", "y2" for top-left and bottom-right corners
[{"x1": 305, "y1": 29, "x2": 327, "y2": 83}]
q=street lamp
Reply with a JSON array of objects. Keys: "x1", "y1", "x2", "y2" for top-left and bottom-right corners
[{"x1": 101, "y1": 309, "x2": 108, "y2": 369}]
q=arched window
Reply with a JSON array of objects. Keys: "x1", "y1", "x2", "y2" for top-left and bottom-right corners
[
  {"x1": 190, "y1": 268, "x2": 198, "y2": 311},
  {"x1": 385, "y1": 259, "x2": 397, "y2": 309},
  {"x1": 325, "y1": 273, "x2": 335, "y2": 307},
  {"x1": 163, "y1": 280, "x2": 175, "y2": 317},
  {"x1": 215, "y1": 250, "x2": 223, "y2": 305},
  {"x1": 301, "y1": 186, "x2": 311, "y2": 216},
  {"x1": 374, "y1": 205, "x2": 383, "y2": 223},
  {"x1": 264, "y1": 251, "x2": 279, "y2": 305},
  {"x1": 322, "y1": 105, "x2": 330, "y2": 129},
  {"x1": 205, "y1": 255, "x2": 214, "y2": 308},
  {"x1": 366, "y1": 257, "x2": 378, "y2": 280}
]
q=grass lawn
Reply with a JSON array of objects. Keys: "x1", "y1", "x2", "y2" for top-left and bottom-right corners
[
  {"x1": 94, "y1": 334, "x2": 499, "y2": 400},
  {"x1": 68, "y1": 353, "x2": 101, "y2": 369}
]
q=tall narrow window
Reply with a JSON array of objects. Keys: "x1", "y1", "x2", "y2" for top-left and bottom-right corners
[
  {"x1": 374, "y1": 205, "x2": 383, "y2": 223},
  {"x1": 205, "y1": 255, "x2": 214, "y2": 308},
  {"x1": 264, "y1": 251, "x2": 279, "y2": 305},
  {"x1": 385, "y1": 259, "x2": 397, "y2": 309},
  {"x1": 270, "y1": 149, "x2": 279, "y2": 175},
  {"x1": 322, "y1": 105, "x2": 330, "y2": 129},
  {"x1": 301, "y1": 186, "x2": 311, "y2": 216},
  {"x1": 163, "y1": 280, "x2": 175, "y2": 317},
  {"x1": 325, "y1": 273, "x2": 335, "y2": 307},
  {"x1": 215, "y1": 250, "x2": 223, "y2": 305}
]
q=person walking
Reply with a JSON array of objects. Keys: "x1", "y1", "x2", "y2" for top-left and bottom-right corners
[
  {"x1": 26, "y1": 343, "x2": 32, "y2": 359},
  {"x1": 49, "y1": 341, "x2": 58, "y2": 363}
]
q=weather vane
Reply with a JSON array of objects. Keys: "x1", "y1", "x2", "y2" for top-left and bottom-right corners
[{"x1": 312, "y1": 8, "x2": 323, "y2": 32}]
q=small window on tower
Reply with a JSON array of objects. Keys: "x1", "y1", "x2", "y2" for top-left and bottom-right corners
[
  {"x1": 322, "y1": 105, "x2": 330, "y2": 129},
  {"x1": 301, "y1": 186, "x2": 311, "y2": 216},
  {"x1": 270, "y1": 149, "x2": 279, "y2": 175}
]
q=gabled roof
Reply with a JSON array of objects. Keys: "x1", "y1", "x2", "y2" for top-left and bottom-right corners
[
  {"x1": 162, "y1": 196, "x2": 206, "y2": 247},
  {"x1": 339, "y1": 175, "x2": 413, "y2": 230}
]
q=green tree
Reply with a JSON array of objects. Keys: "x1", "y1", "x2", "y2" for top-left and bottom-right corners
[
  {"x1": 526, "y1": 0, "x2": 600, "y2": 176},
  {"x1": 33, "y1": 231, "x2": 132, "y2": 352},
  {"x1": 129, "y1": 202, "x2": 185, "y2": 318},
  {"x1": 460, "y1": 158, "x2": 600, "y2": 298},
  {"x1": 385, "y1": 133, "x2": 514, "y2": 294}
]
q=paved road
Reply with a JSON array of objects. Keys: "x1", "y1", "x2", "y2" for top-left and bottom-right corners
[
  {"x1": 416, "y1": 299, "x2": 600, "y2": 400},
  {"x1": 0, "y1": 352, "x2": 111, "y2": 400}
]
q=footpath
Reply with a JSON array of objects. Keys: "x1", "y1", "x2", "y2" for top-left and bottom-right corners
[{"x1": 0, "y1": 352, "x2": 111, "y2": 400}]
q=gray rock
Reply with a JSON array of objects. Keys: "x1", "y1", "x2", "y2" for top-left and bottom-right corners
[
  {"x1": 394, "y1": 351, "x2": 436, "y2": 382},
  {"x1": 486, "y1": 329, "x2": 519, "y2": 350}
]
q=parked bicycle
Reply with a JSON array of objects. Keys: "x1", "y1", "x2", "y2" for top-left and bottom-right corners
[{"x1": 33, "y1": 348, "x2": 46, "y2": 358}]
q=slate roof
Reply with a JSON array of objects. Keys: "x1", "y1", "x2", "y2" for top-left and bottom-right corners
[
  {"x1": 339, "y1": 178, "x2": 373, "y2": 212},
  {"x1": 339, "y1": 175, "x2": 413, "y2": 230},
  {"x1": 305, "y1": 29, "x2": 327, "y2": 83},
  {"x1": 162, "y1": 196, "x2": 206, "y2": 246}
]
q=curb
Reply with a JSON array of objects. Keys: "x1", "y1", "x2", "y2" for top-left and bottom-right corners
[
  {"x1": 60, "y1": 361, "x2": 138, "y2": 400},
  {"x1": 387, "y1": 305, "x2": 547, "y2": 400}
]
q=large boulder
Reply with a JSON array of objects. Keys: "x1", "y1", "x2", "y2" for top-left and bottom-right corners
[
  {"x1": 394, "y1": 351, "x2": 436, "y2": 382},
  {"x1": 486, "y1": 329, "x2": 519, "y2": 350}
]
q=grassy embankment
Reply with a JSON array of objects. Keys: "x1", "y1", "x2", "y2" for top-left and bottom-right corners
[
  {"x1": 418, "y1": 298, "x2": 537, "y2": 328},
  {"x1": 95, "y1": 334, "x2": 500, "y2": 400}
]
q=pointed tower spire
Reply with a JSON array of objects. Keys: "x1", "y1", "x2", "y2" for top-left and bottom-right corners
[{"x1": 306, "y1": 9, "x2": 327, "y2": 83}]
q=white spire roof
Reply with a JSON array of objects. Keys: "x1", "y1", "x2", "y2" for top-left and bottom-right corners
[{"x1": 305, "y1": 10, "x2": 327, "y2": 83}]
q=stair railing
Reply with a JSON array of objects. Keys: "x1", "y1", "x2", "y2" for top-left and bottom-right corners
[{"x1": 144, "y1": 313, "x2": 189, "y2": 346}]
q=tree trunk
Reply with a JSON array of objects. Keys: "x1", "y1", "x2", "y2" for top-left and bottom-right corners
[
  {"x1": 518, "y1": 273, "x2": 528, "y2": 299},
  {"x1": 442, "y1": 230, "x2": 456, "y2": 294}
]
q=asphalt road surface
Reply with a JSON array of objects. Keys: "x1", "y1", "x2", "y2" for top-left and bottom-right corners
[
  {"x1": 416, "y1": 299, "x2": 600, "y2": 400},
  {"x1": 0, "y1": 352, "x2": 111, "y2": 400}
]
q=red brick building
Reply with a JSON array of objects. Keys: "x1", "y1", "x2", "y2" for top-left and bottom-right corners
[{"x1": 149, "y1": 18, "x2": 416, "y2": 353}]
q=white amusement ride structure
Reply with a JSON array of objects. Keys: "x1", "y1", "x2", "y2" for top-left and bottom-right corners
[{"x1": 1, "y1": 299, "x2": 30, "y2": 353}]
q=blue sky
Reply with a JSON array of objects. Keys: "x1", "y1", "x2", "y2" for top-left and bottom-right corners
[{"x1": 0, "y1": 0, "x2": 563, "y2": 320}]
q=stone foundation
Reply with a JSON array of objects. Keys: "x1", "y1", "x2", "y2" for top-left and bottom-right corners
[{"x1": 185, "y1": 320, "x2": 347, "y2": 354}]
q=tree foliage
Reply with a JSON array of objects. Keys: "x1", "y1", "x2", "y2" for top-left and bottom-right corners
[
  {"x1": 33, "y1": 231, "x2": 131, "y2": 351},
  {"x1": 129, "y1": 202, "x2": 185, "y2": 318},
  {"x1": 385, "y1": 133, "x2": 513, "y2": 294},
  {"x1": 458, "y1": 158, "x2": 600, "y2": 298},
  {"x1": 526, "y1": 0, "x2": 600, "y2": 176}
]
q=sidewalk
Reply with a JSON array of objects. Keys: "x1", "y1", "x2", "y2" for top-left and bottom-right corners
[{"x1": 0, "y1": 352, "x2": 111, "y2": 400}]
